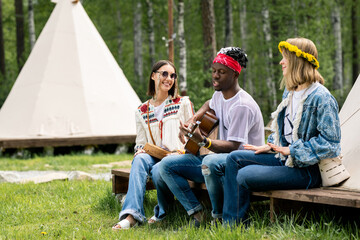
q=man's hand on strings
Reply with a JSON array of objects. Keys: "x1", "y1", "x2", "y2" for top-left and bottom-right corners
[{"x1": 179, "y1": 120, "x2": 204, "y2": 144}]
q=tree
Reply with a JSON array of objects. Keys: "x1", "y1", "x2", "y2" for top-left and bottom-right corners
[
  {"x1": 15, "y1": 0, "x2": 25, "y2": 71},
  {"x1": 224, "y1": 0, "x2": 232, "y2": 47},
  {"x1": 239, "y1": 0, "x2": 252, "y2": 94},
  {"x1": 178, "y1": 0, "x2": 187, "y2": 95},
  {"x1": 262, "y1": 1, "x2": 276, "y2": 109},
  {"x1": 168, "y1": 0, "x2": 174, "y2": 62},
  {"x1": 291, "y1": 0, "x2": 298, "y2": 36},
  {"x1": 331, "y1": 0, "x2": 343, "y2": 97},
  {"x1": 351, "y1": 0, "x2": 359, "y2": 84},
  {"x1": 0, "y1": 0, "x2": 5, "y2": 75},
  {"x1": 116, "y1": 2, "x2": 122, "y2": 65},
  {"x1": 201, "y1": 0, "x2": 216, "y2": 72},
  {"x1": 28, "y1": 0, "x2": 36, "y2": 50},
  {"x1": 133, "y1": 0, "x2": 143, "y2": 88},
  {"x1": 145, "y1": 0, "x2": 155, "y2": 67}
]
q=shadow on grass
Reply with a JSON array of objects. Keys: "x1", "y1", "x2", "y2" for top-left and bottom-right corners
[
  {"x1": 249, "y1": 199, "x2": 360, "y2": 238},
  {"x1": 92, "y1": 187, "x2": 359, "y2": 238},
  {"x1": 92, "y1": 187, "x2": 214, "y2": 229}
]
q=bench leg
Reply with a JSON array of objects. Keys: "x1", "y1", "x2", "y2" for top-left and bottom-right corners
[
  {"x1": 269, "y1": 198, "x2": 311, "y2": 223},
  {"x1": 270, "y1": 197, "x2": 275, "y2": 223},
  {"x1": 112, "y1": 174, "x2": 156, "y2": 195},
  {"x1": 112, "y1": 174, "x2": 130, "y2": 194}
]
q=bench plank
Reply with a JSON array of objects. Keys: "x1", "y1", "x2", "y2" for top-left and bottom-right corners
[
  {"x1": 252, "y1": 188, "x2": 360, "y2": 208},
  {"x1": 0, "y1": 135, "x2": 136, "y2": 148},
  {"x1": 111, "y1": 168, "x2": 207, "y2": 194}
]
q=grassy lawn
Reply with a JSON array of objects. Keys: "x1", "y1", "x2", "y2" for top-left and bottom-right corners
[
  {"x1": 0, "y1": 153, "x2": 133, "y2": 173},
  {"x1": 1, "y1": 154, "x2": 359, "y2": 239}
]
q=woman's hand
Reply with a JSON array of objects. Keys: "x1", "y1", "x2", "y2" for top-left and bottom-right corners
[
  {"x1": 244, "y1": 144, "x2": 271, "y2": 154},
  {"x1": 267, "y1": 143, "x2": 290, "y2": 156},
  {"x1": 134, "y1": 148, "x2": 146, "y2": 157}
]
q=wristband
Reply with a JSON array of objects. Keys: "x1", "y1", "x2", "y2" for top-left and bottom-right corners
[
  {"x1": 204, "y1": 138, "x2": 212, "y2": 149},
  {"x1": 176, "y1": 149, "x2": 186, "y2": 154}
]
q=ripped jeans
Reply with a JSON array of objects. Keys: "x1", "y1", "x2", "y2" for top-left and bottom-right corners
[
  {"x1": 201, "y1": 153, "x2": 228, "y2": 218},
  {"x1": 155, "y1": 154, "x2": 205, "y2": 216},
  {"x1": 154, "y1": 153, "x2": 229, "y2": 218}
]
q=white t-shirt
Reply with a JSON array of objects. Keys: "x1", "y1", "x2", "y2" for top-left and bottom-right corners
[
  {"x1": 284, "y1": 82, "x2": 320, "y2": 144},
  {"x1": 209, "y1": 90, "x2": 265, "y2": 149},
  {"x1": 153, "y1": 101, "x2": 165, "y2": 121}
]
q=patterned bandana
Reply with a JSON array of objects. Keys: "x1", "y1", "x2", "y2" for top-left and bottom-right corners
[{"x1": 212, "y1": 53, "x2": 242, "y2": 73}]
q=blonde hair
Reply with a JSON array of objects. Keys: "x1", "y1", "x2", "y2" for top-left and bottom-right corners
[{"x1": 280, "y1": 38, "x2": 324, "y2": 91}]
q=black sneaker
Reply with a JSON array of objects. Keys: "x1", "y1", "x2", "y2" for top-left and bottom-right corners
[{"x1": 190, "y1": 217, "x2": 201, "y2": 228}]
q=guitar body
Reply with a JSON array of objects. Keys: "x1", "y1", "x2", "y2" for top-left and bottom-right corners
[{"x1": 184, "y1": 111, "x2": 219, "y2": 155}]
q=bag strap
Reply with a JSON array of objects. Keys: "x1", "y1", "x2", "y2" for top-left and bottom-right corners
[{"x1": 147, "y1": 100, "x2": 156, "y2": 145}]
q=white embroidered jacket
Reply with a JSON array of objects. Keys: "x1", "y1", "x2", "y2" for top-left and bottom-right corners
[{"x1": 134, "y1": 96, "x2": 194, "y2": 152}]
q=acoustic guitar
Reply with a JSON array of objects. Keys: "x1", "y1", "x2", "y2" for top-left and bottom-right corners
[{"x1": 184, "y1": 111, "x2": 219, "y2": 155}]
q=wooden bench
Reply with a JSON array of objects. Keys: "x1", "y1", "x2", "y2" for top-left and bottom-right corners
[
  {"x1": 111, "y1": 168, "x2": 360, "y2": 222},
  {"x1": 111, "y1": 168, "x2": 211, "y2": 204},
  {"x1": 252, "y1": 188, "x2": 360, "y2": 221}
]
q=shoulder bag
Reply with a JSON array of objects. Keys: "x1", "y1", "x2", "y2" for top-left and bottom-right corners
[
  {"x1": 143, "y1": 100, "x2": 171, "y2": 160},
  {"x1": 318, "y1": 155, "x2": 350, "y2": 187}
]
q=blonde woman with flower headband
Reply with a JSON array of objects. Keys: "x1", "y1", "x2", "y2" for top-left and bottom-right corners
[
  {"x1": 112, "y1": 60, "x2": 194, "y2": 230},
  {"x1": 222, "y1": 37, "x2": 341, "y2": 226}
]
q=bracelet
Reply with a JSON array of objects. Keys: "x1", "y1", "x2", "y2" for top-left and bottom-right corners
[
  {"x1": 176, "y1": 149, "x2": 186, "y2": 154},
  {"x1": 204, "y1": 138, "x2": 212, "y2": 149}
]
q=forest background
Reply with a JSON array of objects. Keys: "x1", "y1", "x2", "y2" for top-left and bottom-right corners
[{"x1": 0, "y1": 0, "x2": 359, "y2": 124}]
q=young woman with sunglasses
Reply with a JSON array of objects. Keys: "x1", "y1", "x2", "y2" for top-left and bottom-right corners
[{"x1": 112, "y1": 60, "x2": 194, "y2": 230}]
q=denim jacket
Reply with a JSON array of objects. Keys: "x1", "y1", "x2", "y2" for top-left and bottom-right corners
[{"x1": 268, "y1": 84, "x2": 341, "y2": 168}]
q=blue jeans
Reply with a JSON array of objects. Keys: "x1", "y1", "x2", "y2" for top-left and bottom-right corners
[
  {"x1": 119, "y1": 153, "x2": 165, "y2": 223},
  {"x1": 202, "y1": 153, "x2": 228, "y2": 218},
  {"x1": 155, "y1": 154, "x2": 206, "y2": 216},
  {"x1": 223, "y1": 150, "x2": 321, "y2": 226}
]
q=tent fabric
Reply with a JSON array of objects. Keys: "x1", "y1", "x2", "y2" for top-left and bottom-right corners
[
  {"x1": 338, "y1": 74, "x2": 360, "y2": 192},
  {"x1": 0, "y1": 0, "x2": 141, "y2": 140}
]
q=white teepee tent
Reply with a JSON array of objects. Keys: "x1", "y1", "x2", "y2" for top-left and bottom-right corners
[
  {"x1": 338, "y1": 74, "x2": 360, "y2": 192},
  {"x1": 0, "y1": 0, "x2": 141, "y2": 147}
]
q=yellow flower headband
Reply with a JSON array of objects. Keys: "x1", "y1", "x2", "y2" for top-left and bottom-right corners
[{"x1": 278, "y1": 41, "x2": 320, "y2": 69}]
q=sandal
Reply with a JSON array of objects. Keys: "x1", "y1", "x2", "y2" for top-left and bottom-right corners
[
  {"x1": 112, "y1": 219, "x2": 138, "y2": 231},
  {"x1": 147, "y1": 215, "x2": 162, "y2": 224}
]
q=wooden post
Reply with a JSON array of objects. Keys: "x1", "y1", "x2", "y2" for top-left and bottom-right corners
[
  {"x1": 168, "y1": 0, "x2": 174, "y2": 62},
  {"x1": 269, "y1": 197, "x2": 275, "y2": 223}
]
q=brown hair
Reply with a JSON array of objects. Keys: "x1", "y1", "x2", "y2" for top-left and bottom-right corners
[
  {"x1": 147, "y1": 60, "x2": 178, "y2": 98},
  {"x1": 280, "y1": 37, "x2": 324, "y2": 91}
]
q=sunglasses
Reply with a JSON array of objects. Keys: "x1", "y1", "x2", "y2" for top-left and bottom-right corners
[{"x1": 156, "y1": 71, "x2": 177, "y2": 80}]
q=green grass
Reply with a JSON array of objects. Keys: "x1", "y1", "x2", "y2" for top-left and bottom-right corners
[
  {"x1": 0, "y1": 153, "x2": 133, "y2": 173},
  {"x1": 0, "y1": 154, "x2": 359, "y2": 239},
  {"x1": 1, "y1": 181, "x2": 358, "y2": 239}
]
